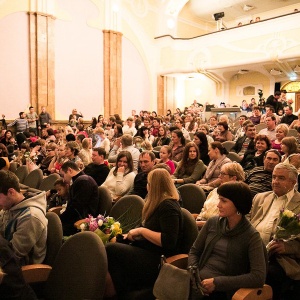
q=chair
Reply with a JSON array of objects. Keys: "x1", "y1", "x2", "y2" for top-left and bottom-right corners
[
  {"x1": 222, "y1": 141, "x2": 235, "y2": 152},
  {"x1": 98, "y1": 185, "x2": 113, "y2": 215},
  {"x1": 287, "y1": 129, "x2": 298, "y2": 137},
  {"x1": 177, "y1": 184, "x2": 206, "y2": 214},
  {"x1": 39, "y1": 173, "x2": 60, "y2": 191},
  {"x1": 23, "y1": 168, "x2": 43, "y2": 189},
  {"x1": 22, "y1": 231, "x2": 108, "y2": 300},
  {"x1": 9, "y1": 161, "x2": 18, "y2": 173},
  {"x1": 162, "y1": 255, "x2": 273, "y2": 300},
  {"x1": 227, "y1": 151, "x2": 242, "y2": 163},
  {"x1": 44, "y1": 212, "x2": 63, "y2": 266},
  {"x1": 48, "y1": 206, "x2": 63, "y2": 216},
  {"x1": 109, "y1": 194, "x2": 144, "y2": 233},
  {"x1": 15, "y1": 165, "x2": 29, "y2": 184},
  {"x1": 255, "y1": 123, "x2": 267, "y2": 133}
]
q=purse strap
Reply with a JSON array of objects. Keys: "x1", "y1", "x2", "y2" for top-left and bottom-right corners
[
  {"x1": 159, "y1": 255, "x2": 167, "y2": 270},
  {"x1": 188, "y1": 265, "x2": 205, "y2": 296}
]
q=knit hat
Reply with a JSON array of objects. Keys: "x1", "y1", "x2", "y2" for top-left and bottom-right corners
[{"x1": 217, "y1": 182, "x2": 252, "y2": 215}]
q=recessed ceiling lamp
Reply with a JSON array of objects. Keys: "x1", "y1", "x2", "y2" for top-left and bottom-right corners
[
  {"x1": 243, "y1": 5, "x2": 255, "y2": 12},
  {"x1": 238, "y1": 69, "x2": 249, "y2": 74},
  {"x1": 270, "y1": 69, "x2": 282, "y2": 76},
  {"x1": 294, "y1": 65, "x2": 300, "y2": 73},
  {"x1": 290, "y1": 75, "x2": 297, "y2": 81}
]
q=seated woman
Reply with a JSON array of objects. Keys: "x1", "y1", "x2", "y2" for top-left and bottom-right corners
[
  {"x1": 197, "y1": 142, "x2": 231, "y2": 189},
  {"x1": 137, "y1": 126, "x2": 155, "y2": 145},
  {"x1": 188, "y1": 181, "x2": 267, "y2": 299},
  {"x1": 172, "y1": 142, "x2": 206, "y2": 186},
  {"x1": 105, "y1": 168, "x2": 183, "y2": 298},
  {"x1": 193, "y1": 131, "x2": 210, "y2": 165},
  {"x1": 281, "y1": 136, "x2": 299, "y2": 162},
  {"x1": 271, "y1": 123, "x2": 289, "y2": 154},
  {"x1": 213, "y1": 122, "x2": 233, "y2": 142},
  {"x1": 196, "y1": 162, "x2": 245, "y2": 228},
  {"x1": 65, "y1": 141, "x2": 83, "y2": 169},
  {"x1": 101, "y1": 151, "x2": 136, "y2": 201},
  {"x1": 48, "y1": 143, "x2": 67, "y2": 174},
  {"x1": 170, "y1": 129, "x2": 185, "y2": 162},
  {"x1": 152, "y1": 125, "x2": 170, "y2": 147},
  {"x1": 241, "y1": 134, "x2": 271, "y2": 171},
  {"x1": 198, "y1": 124, "x2": 214, "y2": 145},
  {"x1": 78, "y1": 138, "x2": 92, "y2": 167}
]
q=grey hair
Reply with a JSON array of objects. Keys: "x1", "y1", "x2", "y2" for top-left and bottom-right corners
[{"x1": 274, "y1": 163, "x2": 298, "y2": 181}]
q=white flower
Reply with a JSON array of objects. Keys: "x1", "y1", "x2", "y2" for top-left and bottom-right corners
[
  {"x1": 283, "y1": 210, "x2": 294, "y2": 218},
  {"x1": 114, "y1": 222, "x2": 120, "y2": 227},
  {"x1": 110, "y1": 225, "x2": 115, "y2": 230},
  {"x1": 98, "y1": 219, "x2": 103, "y2": 227},
  {"x1": 80, "y1": 223, "x2": 87, "y2": 231}
]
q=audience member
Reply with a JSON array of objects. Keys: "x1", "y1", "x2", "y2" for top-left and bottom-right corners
[
  {"x1": 105, "y1": 168, "x2": 183, "y2": 299},
  {"x1": 157, "y1": 145, "x2": 175, "y2": 175},
  {"x1": 193, "y1": 131, "x2": 210, "y2": 165},
  {"x1": 213, "y1": 121, "x2": 233, "y2": 142},
  {"x1": 249, "y1": 106, "x2": 261, "y2": 125},
  {"x1": 0, "y1": 170, "x2": 47, "y2": 265},
  {"x1": 280, "y1": 106, "x2": 297, "y2": 126},
  {"x1": 233, "y1": 115, "x2": 248, "y2": 141},
  {"x1": 59, "y1": 161, "x2": 99, "y2": 235},
  {"x1": 266, "y1": 91, "x2": 283, "y2": 114},
  {"x1": 7, "y1": 112, "x2": 28, "y2": 134},
  {"x1": 258, "y1": 115, "x2": 276, "y2": 141},
  {"x1": 281, "y1": 136, "x2": 299, "y2": 162},
  {"x1": 197, "y1": 142, "x2": 231, "y2": 189},
  {"x1": 169, "y1": 129, "x2": 185, "y2": 162},
  {"x1": 129, "y1": 151, "x2": 156, "y2": 199},
  {"x1": 108, "y1": 134, "x2": 140, "y2": 172},
  {"x1": 78, "y1": 138, "x2": 92, "y2": 167},
  {"x1": 189, "y1": 181, "x2": 266, "y2": 299},
  {"x1": 196, "y1": 162, "x2": 245, "y2": 227},
  {"x1": 245, "y1": 149, "x2": 281, "y2": 198},
  {"x1": 249, "y1": 163, "x2": 300, "y2": 300},
  {"x1": 84, "y1": 147, "x2": 110, "y2": 186},
  {"x1": 38, "y1": 106, "x2": 52, "y2": 130},
  {"x1": 122, "y1": 117, "x2": 137, "y2": 136},
  {"x1": 47, "y1": 178, "x2": 69, "y2": 210},
  {"x1": 271, "y1": 123, "x2": 289, "y2": 154},
  {"x1": 26, "y1": 106, "x2": 39, "y2": 135}
]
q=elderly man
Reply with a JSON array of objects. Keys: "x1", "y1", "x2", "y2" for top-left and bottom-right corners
[
  {"x1": 0, "y1": 170, "x2": 47, "y2": 265},
  {"x1": 249, "y1": 163, "x2": 300, "y2": 300},
  {"x1": 245, "y1": 149, "x2": 281, "y2": 198}
]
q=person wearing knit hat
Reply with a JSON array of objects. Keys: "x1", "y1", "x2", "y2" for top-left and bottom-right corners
[{"x1": 188, "y1": 181, "x2": 266, "y2": 299}]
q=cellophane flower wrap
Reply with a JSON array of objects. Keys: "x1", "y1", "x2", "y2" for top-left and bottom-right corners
[
  {"x1": 267, "y1": 209, "x2": 300, "y2": 251},
  {"x1": 79, "y1": 214, "x2": 122, "y2": 244}
]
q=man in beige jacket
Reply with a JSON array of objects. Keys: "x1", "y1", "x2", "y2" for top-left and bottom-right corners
[{"x1": 249, "y1": 163, "x2": 300, "y2": 300}]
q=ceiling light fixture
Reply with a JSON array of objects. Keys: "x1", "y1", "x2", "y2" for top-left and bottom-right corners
[
  {"x1": 243, "y1": 5, "x2": 255, "y2": 12},
  {"x1": 270, "y1": 69, "x2": 282, "y2": 76},
  {"x1": 294, "y1": 65, "x2": 300, "y2": 73}
]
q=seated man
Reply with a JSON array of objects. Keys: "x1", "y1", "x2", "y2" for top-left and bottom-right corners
[
  {"x1": 0, "y1": 170, "x2": 47, "y2": 265},
  {"x1": 59, "y1": 161, "x2": 99, "y2": 236},
  {"x1": 245, "y1": 149, "x2": 281, "y2": 198},
  {"x1": 84, "y1": 147, "x2": 110, "y2": 186},
  {"x1": 249, "y1": 163, "x2": 300, "y2": 300}
]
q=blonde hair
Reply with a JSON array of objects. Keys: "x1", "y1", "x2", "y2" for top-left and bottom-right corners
[
  {"x1": 141, "y1": 140, "x2": 153, "y2": 151},
  {"x1": 222, "y1": 162, "x2": 245, "y2": 181},
  {"x1": 275, "y1": 123, "x2": 289, "y2": 136},
  {"x1": 142, "y1": 169, "x2": 179, "y2": 221},
  {"x1": 94, "y1": 127, "x2": 104, "y2": 135}
]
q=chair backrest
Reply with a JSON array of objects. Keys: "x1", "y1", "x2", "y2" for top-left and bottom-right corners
[
  {"x1": 45, "y1": 231, "x2": 107, "y2": 300},
  {"x1": 227, "y1": 151, "x2": 242, "y2": 163},
  {"x1": 287, "y1": 129, "x2": 298, "y2": 137},
  {"x1": 44, "y1": 212, "x2": 63, "y2": 266},
  {"x1": 9, "y1": 162, "x2": 18, "y2": 173},
  {"x1": 232, "y1": 284, "x2": 273, "y2": 300},
  {"x1": 177, "y1": 184, "x2": 206, "y2": 214},
  {"x1": 23, "y1": 168, "x2": 43, "y2": 189},
  {"x1": 255, "y1": 123, "x2": 267, "y2": 133},
  {"x1": 222, "y1": 141, "x2": 235, "y2": 152},
  {"x1": 110, "y1": 195, "x2": 144, "y2": 233},
  {"x1": 39, "y1": 173, "x2": 60, "y2": 191},
  {"x1": 98, "y1": 185, "x2": 112, "y2": 215},
  {"x1": 180, "y1": 208, "x2": 198, "y2": 254},
  {"x1": 15, "y1": 165, "x2": 29, "y2": 184}
]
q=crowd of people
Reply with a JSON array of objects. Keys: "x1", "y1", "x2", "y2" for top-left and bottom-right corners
[{"x1": 0, "y1": 94, "x2": 300, "y2": 299}]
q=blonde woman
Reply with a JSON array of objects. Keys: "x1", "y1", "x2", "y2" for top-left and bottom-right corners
[
  {"x1": 78, "y1": 138, "x2": 92, "y2": 167},
  {"x1": 196, "y1": 162, "x2": 245, "y2": 228},
  {"x1": 271, "y1": 123, "x2": 289, "y2": 154},
  {"x1": 105, "y1": 168, "x2": 183, "y2": 299}
]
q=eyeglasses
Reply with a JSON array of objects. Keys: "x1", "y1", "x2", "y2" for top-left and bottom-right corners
[{"x1": 219, "y1": 171, "x2": 231, "y2": 176}]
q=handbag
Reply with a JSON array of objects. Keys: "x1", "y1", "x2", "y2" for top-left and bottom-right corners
[{"x1": 153, "y1": 256, "x2": 190, "y2": 300}]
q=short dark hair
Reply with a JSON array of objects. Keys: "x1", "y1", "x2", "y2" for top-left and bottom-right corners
[
  {"x1": 92, "y1": 147, "x2": 106, "y2": 157},
  {"x1": 140, "y1": 150, "x2": 156, "y2": 161},
  {"x1": 61, "y1": 160, "x2": 80, "y2": 172},
  {"x1": 54, "y1": 178, "x2": 68, "y2": 187},
  {"x1": 274, "y1": 91, "x2": 281, "y2": 96},
  {"x1": 66, "y1": 133, "x2": 76, "y2": 142},
  {"x1": 0, "y1": 170, "x2": 20, "y2": 194}
]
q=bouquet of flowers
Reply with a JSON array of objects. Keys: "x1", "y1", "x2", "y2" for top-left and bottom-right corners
[
  {"x1": 79, "y1": 214, "x2": 122, "y2": 244},
  {"x1": 267, "y1": 209, "x2": 300, "y2": 251}
]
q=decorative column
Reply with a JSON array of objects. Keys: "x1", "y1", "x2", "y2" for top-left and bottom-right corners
[
  {"x1": 103, "y1": 30, "x2": 122, "y2": 118},
  {"x1": 29, "y1": 11, "x2": 55, "y2": 117},
  {"x1": 157, "y1": 75, "x2": 165, "y2": 116}
]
